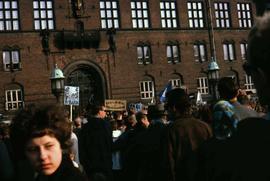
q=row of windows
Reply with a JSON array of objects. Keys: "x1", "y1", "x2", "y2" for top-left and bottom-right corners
[
  {"x1": 0, "y1": 0, "x2": 54, "y2": 31},
  {"x1": 0, "y1": 0, "x2": 253, "y2": 31},
  {"x1": 136, "y1": 41, "x2": 248, "y2": 65},
  {"x1": 1, "y1": 41, "x2": 247, "y2": 72},
  {"x1": 5, "y1": 75, "x2": 255, "y2": 111},
  {"x1": 100, "y1": 1, "x2": 253, "y2": 29},
  {"x1": 140, "y1": 74, "x2": 255, "y2": 99}
]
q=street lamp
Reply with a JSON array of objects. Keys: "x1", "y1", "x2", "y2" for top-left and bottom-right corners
[
  {"x1": 50, "y1": 64, "x2": 65, "y2": 105},
  {"x1": 207, "y1": 57, "x2": 220, "y2": 100}
]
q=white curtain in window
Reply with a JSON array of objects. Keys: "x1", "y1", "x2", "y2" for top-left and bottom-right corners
[
  {"x1": 223, "y1": 44, "x2": 228, "y2": 60},
  {"x1": 3, "y1": 51, "x2": 10, "y2": 64},
  {"x1": 12, "y1": 51, "x2": 19, "y2": 64},
  {"x1": 137, "y1": 47, "x2": 143, "y2": 59},
  {"x1": 193, "y1": 45, "x2": 199, "y2": 60},
  {"x1": 144, "y1": 46, "x2": 149, "y2": 58},
  {"x1": 199, "y1": 45, "x2": 205, "y2": 61},
  {"x1": 229, "y1": 44, "x2": 234, "y2": 60},
  {"x1": 173, "y1": 45, "x2": 178, "y2": 58},
  {"x1": 167, "y1": 46, "x2": 172, "y2": 58}
]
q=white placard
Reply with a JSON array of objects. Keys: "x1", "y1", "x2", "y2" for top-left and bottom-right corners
[{"x1": 64, "y1": 86, "x2": 79, "y2": 106}]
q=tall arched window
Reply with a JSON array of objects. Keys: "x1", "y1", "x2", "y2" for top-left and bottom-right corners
[
  {"x1": 139, "y1": 75, "x2": 155, "y2": 100},
  {"x1": 5, "y1": 83, "x2": 24, "y2": 111}
]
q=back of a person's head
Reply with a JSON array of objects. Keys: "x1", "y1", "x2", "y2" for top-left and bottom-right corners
[
  {"x1": 166, "y1": 88, "x2": 191, "y2": 113},
  {"x1": 248, "y1": 12, "x2": 270, "y2": 75},
  {"x1": 218, "y1": 77, "x2": 238, "y2": 100},
  {"x1": 148, "y1": 103, "x2": 165, "y2": 120},
  {"x1": 199, "y1": 105, "x2": 213, "y2": 125}
]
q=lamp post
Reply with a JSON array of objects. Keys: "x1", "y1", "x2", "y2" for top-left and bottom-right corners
[
  {"x1": 50, "y1": 64, "x2": 65, "y2": 105},
  {"x1": 207, "y1": 57, "x2": 220, "y2": 100}
]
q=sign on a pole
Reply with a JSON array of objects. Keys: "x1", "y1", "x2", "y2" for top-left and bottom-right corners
[
  {"x1": 64, "y1": 86, "x2": 79, "y2": 106},
  {"x1": 105, "y1": 99, "x2": 126, "y2": 111}
]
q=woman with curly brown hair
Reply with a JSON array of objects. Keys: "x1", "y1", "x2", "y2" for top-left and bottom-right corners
[{"x1": 10, "y1": 104, "x2": 88, "y2": 181}]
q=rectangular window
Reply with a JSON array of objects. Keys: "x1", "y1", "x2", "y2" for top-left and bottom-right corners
[
  {"x1": 33, "y1": 0, "x2": 54, "y2": 30},
  {"x1": 131, "y1": 1, "x2": 150, "y2": 28},
  {"x1": 214, "y1": 2, "x2": 231, "y2": 28},
  {"x1": 139, "y1": 81, "x2": 154, "y2": 99},
  {"x1": 193, "y1": 43, "x2": 206, "y2": 62},
  {"x1": 0, "y1": 0, "x2": 19, "y2": 31},
  {"x1": 197, "y1": 77, "x2": 208, "y2": 94},
  {"x1": 100, "y1": 0, "x2": 120, "y2": 29},
  {"x1": 166, "y1": 44, "x2": 180, "y2": 63},
  {"x1": 223, "y1": 42, "x2": 235, "y2": 61},
  {"x1": 5, "y1": 89, "x2": 23, "y2": 110},
  {"x1": 244, "y1": 75, "x2": 256, "y2": 93},
  {"x1": 187, "y1": 2, "x2": 204, "y2": 28},
  {"x1": 3, "y1": 50, "x2": 21, "y2": 71},
  {"x1": 137, "y1": 45, "x2": 151, "y2": 64},
  {"x1": 237, "y1": 3, "x2": 252, "y2": 28},
  {"x1": 169, "y1": 78, "x2": 181, "y2": 88},
  {"x1": 240, "y1": 42, "x2": 247, "y2": 60},
  {"x1": 160, "y1": 1, "x2": 178, "y2": 28}
]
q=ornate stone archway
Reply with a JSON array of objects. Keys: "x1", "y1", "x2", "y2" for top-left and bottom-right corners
[{"x1": 63, "y1": 60, "x2": 107, "y2": 114}]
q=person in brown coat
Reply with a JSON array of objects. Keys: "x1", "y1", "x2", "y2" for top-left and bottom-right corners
[{"x1": 164, "y1": 88, "x2": 212, "y2": 181}]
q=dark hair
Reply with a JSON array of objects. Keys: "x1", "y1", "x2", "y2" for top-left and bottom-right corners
[
  {"x1": 135, "y1": 111, "x2": 148, "y2": 129},
  {"x1": 199, "y1": 105, "x2": 213, "y2": 125},
  {"x1": 166, "y1": 88, "x2": 191, "y2": 114},
  {"x1": 217, "y1": 77, "x2": 238, "y2": 100},
  {"x1": 10, "y1": 105, "x2": 72, "y2": 159},
  {"x1": 247, "y1": 13, "x2": 270, "y2": 75},
  {"x1": 148, "y1": 104, "x2": 165, "y2": 120},
  {"x1": 87, "y1": 102, "x2": 105, "y2": 116}
]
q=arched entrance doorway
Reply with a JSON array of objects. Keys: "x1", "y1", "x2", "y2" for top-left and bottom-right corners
[{"x1": 64, "y1": 61, "x2": 107, "y2": 116}]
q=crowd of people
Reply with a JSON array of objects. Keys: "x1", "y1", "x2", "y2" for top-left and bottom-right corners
[{"x1": 1, "y1": 12, "x2": 270, "y2": 181}]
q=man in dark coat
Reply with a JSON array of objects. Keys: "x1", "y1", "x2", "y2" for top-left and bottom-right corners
[
  {"x1": 79, "y1": 103, "x2": 112, "y2": 181},
  {"x1": 164, "y1": 88, "x2": 212, "y2": 181},
  {"x1": 211, "y1": 12, "x2": 270, "y2": 181}
]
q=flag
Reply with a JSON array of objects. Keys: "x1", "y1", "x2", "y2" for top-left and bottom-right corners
[{"x1": 159, "y1": 82, "x2": 172, "y2": 103}]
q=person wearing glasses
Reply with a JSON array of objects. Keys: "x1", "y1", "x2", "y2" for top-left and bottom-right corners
[
  {"x1": 78, "y1": 103, "x2": 112, "y2": 181},
  {"x1": 212, "y1": 12, "x2": 270, "y2": 181}
]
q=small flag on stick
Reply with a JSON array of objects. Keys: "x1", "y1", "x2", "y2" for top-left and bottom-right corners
[{"x1": 159, "y1": 82, "x2": 172, "y2": 103}]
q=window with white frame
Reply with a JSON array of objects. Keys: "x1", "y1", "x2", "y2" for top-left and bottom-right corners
[
  {"x1": 100, "y1": 0, "x2": 120, "y2": 29},
  {"x1": 160, "y1": 0, "x2": 178, "y2": 28},
  {"x1": 197, "y1": 77, "x2": 208, "y2": 94},
  {"x1": 240, "y1": 42, "x2": 247, "y2": 60},
  {"x1": 237, "y1": 3, "x2": 252, "y2": 28},
  {"x1": 139, "y1": 80, "x2": 155, "y2": 99},
  {"x1": 5, "y1": 88, "x2": 24, "y2": 110},
  {"x1": 2, "y1": 49, "x2": 21, "y2": 71},
  {"x1": 193, "y1": 43, "x2": 206, "y2": 62},
  {"x1": 33, "y1": 0, "x2": 54, "y2": 30},
  {"x1": 169, "y1": 78, "x2": 181, "y2": 88},
  {"x1": 0, "y1": 0, "x2": 19, "y2": 31},
  {"x1": 214, "y1": 2, "x2": 231, "y2": 28},
  {"x1": 131, "y1": 1, "x2": 150, "y2": 28},
  {"x1": 166, "y1": 44, "x2": 180, "y2": 63},
  {"x1": 244, "y1": 74, "x2": 256, "y2": 93},
  {"x1": 223, "y1": 42, "x2": 235, "y2": 61},
  {"x1": 137, "y1": 44, "x2": 151, "y2": 64},
  {"x1": 187, "y1": 2, "x2": 204, "y2": 28}
]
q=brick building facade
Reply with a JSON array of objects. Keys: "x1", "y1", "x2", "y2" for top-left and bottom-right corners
[{"x1": 0, "y1": 0, "x2": 257, "y2": 116}]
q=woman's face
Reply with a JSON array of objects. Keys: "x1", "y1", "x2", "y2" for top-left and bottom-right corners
[{"x1": 25, "y1": 135, "x2": 62, "y2": 175}]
